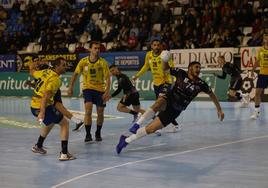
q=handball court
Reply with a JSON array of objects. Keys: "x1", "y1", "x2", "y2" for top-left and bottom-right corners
[{"x1": 0, "y1": 97, "x2": 268, "y2": 188}]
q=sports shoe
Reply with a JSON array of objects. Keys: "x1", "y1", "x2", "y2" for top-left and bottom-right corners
[
  {"x1": 240, "y1": 101, "x2": 249, "y2": 108},
  {"x1": 171, "y1": 124, "x2": 182, "y2": 132},
  {"x1": 95, "y1": 132, "x2": 102, "y2": 142},
  {"x1": 129, "y1": 123, "x2": 140, "y2": 134},
  {"x1": 250, "y1": 111, "x2": 260, "y2": 119},
  {"x1": 116, "y1": 135, "x2": 128, "y2": 154},
  {"x1": 155, "y1": 130, "x2": 162, "y2": 136},
  {"x1": 72, "y1": 121, "x2": 84, "y2": 131},
  {"x1": 31, "y1": 144, "x2": 47, "y2": 154},
  {"x1": 58, "y1": 152, "x2": 76, "y2": 161},
  {"x1": 84, "y1": 133, "x2": 93, "y2": 143},
  {"x1": 244, "y1": 94, "x2": 250, "y2": 104}
]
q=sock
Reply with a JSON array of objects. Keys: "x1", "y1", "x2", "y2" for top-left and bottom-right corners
[
  {"x1": 129, "y1": 110, "x2": 138, "y2": 115},
  {"x1": 255, "y1": 105, "x2": 260, "y2": 112},
  {"x1": 235, "y1": 92, "x2": 242, "y2": 100},
  {"x1": 136, "y1": 108, "x2": 156, "y2": 125},
  {"x1": 36, "y1": 135, "x2": 46, "y2": 148},
  {"x1": 85, "y1": 125, "x2": 92, "y2": 134},
  {"x1": 96, "y1": 124, "x2": 102, "y2": 135},
  {"x1": 61, "y1": 140, "x2": 68, "y2": 154},
  {"x1": 125, "y1": 127, "x2": 147, "y2": 143},
  {"x1": 70, "y1": 116, "x2": 82, "y2": 124}
]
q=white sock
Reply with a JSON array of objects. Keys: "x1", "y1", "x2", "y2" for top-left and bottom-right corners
[
  {"x1": 255, "y1": 106, "x2": 260, "y2": 112},
  {"x1": 136, "y1": 108, "x2": 155, "y2": 125},
  {"x1": 126, "y1": 127, "x2": 147, "y2": 143},
  {"x1": 70, "y1": 116, "x2": 82, "y2": 124}
]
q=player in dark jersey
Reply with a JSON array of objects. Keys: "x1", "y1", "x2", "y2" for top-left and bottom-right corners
[
  {"x1": 116, "y1": 61, "x2": 224, "y2": 154},
  {"x1": 109, "y1": 64, "x2": 145, "y2": 122},
  {"x1": 25, "y1": 56, "x2": 84, "y2": 131},
  {"x1": 214, "y1": 56, "x2": 250, "y2": 107}
]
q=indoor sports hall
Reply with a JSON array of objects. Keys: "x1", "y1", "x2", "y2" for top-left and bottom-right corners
[{"x1": 1, "y1": 97, "x2": 268, "y2": 188}]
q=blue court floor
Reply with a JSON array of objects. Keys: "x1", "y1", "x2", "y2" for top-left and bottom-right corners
[{"x1": 0, "y1": 97, "x2": 268, "y2": 188}]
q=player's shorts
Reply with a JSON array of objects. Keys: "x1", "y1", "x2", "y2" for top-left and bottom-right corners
[
  {"x1": 120, "y1": 92, "x2": 140, "y2": 106},
  {"x1": 53, "y1": 89, "x2": 62, "y2": 104},
  {"x1": 157, "y1": 94, "x2": 182, "y2": 127},
  {"x1": 229, "y1": 76, "x2": 242, "y2": 90},
  {"x1": 83, "y1": 89, "x2": 106, "y2": 107},
  {"x1": 31, "y1": 105, "x2": 63, "y2": 126},
  {"x1": 256, "y1": 74, "x2": 268, "y2": 89},
  {"x1": 153, "y1": 83, "x2": 172, "y2": 98}
]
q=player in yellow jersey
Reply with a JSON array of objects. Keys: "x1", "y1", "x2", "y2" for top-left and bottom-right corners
[
  {"x1": 25, "y1": 56, "x2": 84, "y2": 130},
  {"x1": 68, "y1": 41, "x2": 111, "y2": 142},
  {"x1": 30, "y1": 57, "x2": 76, "y2": 161},
  {"x1": 251, "y1": 32, "x2": 268, "y2": 119},
  {"x1": 132, "y1": 38, "x2": 180, "y2": 134}
]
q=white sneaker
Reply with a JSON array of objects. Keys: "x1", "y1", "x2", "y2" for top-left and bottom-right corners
[
  {"x1": 155, "y1": 130, "x2": 162, "y2": 136},
  {"x1": 240, "y1": 101, "x2": 249, "y2": 108},
  {"x1": 171, "y1": 124, "x2": 182, "y2": 132},
  {"x1": 240, "y1": 94, "x2": 250, "y2": 108},
  {"x1": 250, "y1": 111, "x2": 260, "y2": 119},
  {"x1": 58, "y1": 152, "x2": 76, "y2": 161},
  {"x1": 244, "y1": 94, "x2": 250, "y2": 104}
]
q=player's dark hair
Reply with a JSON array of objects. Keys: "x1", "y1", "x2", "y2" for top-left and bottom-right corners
[
  {"x1": 188, "y1": 61, "x2": 201, "y2": 68},
  {"x1": 50, "y1": 57, "x2": 65, "y2": 69},
  {"x1": 109, "y1": 64, "x2": 117, "y2": 69},
  {"x1": 89, "y1": 41, "x2": 101, "y2": 48}
]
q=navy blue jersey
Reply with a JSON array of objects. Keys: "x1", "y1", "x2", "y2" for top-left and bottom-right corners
[
  {"x1": 217, "y1": 62, "x2": 241, "y2": 79},
  {"x1": 169, "y1": 68, "x2": 212, "y2": 110},
  {"x1": 111, "y1": 73, "x2": 137, "y2": 97}
]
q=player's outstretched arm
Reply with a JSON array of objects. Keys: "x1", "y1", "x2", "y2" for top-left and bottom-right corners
[
  {"x1": 209, "y1": 92, "x2": 224, "y2": 121},
  {"x1": 68, "y1": 73, "x2": 78, "y2": 97}
]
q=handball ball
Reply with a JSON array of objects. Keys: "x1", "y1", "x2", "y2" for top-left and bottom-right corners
[{"x1": 160, "y1": 50, "x2": 171, "y2": 62}]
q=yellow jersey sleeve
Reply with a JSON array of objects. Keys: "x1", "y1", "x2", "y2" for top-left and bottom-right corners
[
  {"x1": 31, "y1": 69, "x2": 61, "y2": 108},
  {"x1": 138, "y1": 51, "x2": 173, "y2": 86},
  {"x1": 258, "y1": 47, "x2": 268, "y2": 75},
  {"x1": 136, "y1": 52, "x2": 150, "y2": 77},
  {"x1": 77, "y1": 57, "x2": 110, "y2": 92}
]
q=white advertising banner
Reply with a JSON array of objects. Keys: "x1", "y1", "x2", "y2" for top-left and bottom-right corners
[
  {"x1": 240, "y1": 46, "x2": 261, "y2": 70},
  {"x1": 170, "y1": 48, "x2": 237, "y2": 69}
]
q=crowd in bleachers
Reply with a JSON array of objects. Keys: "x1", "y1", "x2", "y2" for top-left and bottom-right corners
[{"x1": 0, "y1": 0, "x2": 268, "y2": 54}]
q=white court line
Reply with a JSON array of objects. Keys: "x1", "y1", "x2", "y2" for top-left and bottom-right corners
[
  {"x1": 51, "y1": 134, "x2": 268, "y2": 188},
  {"x1": 128, "y1": 143, "x2": 167, "y2": 151}
]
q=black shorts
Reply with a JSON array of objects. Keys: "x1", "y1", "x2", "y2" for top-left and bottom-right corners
[
  {"x1": 256, "y1": 74, "x2": 268, "y2": 88},
  {"x1": 31, "y1": 105, "x2": 63, "y2": 126},
  {"x1": 83, "y1": 89, "x2": 106, "y2": 107},
  {"x1": 157, "y1": 96, "x2": 182, "y2": 127},
  {"x1": 153, "y1": 83, "x2": 172, "y2": 98},
  {"x1": 120, "y1": 92, "x2": 140, "y2": 106},
  {"x1": 53, "y1": 89, "x2": 62, "y2": 104},
  {"x1": 229, "y1": 76, "x2": 242, "y2": 90}
]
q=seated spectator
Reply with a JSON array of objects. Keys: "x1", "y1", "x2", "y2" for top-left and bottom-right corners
[
  {"x1": 75, "y1": 42, "x2": 87, "y2": 53},
  {"x1": 128, "y1": 31, "x2": 138, "y2": 50},
  {"x1": 247, "y1": 31, "x2": 262, "y2": 46}
]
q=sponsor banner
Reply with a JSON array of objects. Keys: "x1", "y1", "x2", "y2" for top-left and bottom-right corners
[
  {"x1": 78, "y1": 51, "x2": 146, "y2": 70},
  {"x1": 17, "y1": 54, "x2": 78, "y2": 72},
  {"x1": 0, "y1": 55, "x2": 17, "y2": 72},
  {"x1": 240, "y1": 46, "x2": 261, "y2": 70},
  {"x1": 171, "y1": 48, "x2": 236, "y2": 69},
  {"x1": 0, "y1": 72, "x2": 79, "y2": 97}
]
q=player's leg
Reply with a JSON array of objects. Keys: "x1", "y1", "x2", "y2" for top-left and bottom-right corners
[
  {"x1": 58, "y1": 117, "x2": 76, "y2": 161},
  {"x1": 129, "y1": 96, "x2": 167, "y2": 134},
  {"x1": 83, "y1": 89, "x2": 94, "y2": 142},
  {"x1": 116, "y1": 117, "x2": 164, "y2": 154},
  {"x1": 94, "y1": 90, "x2": 107, "y2": 141}
]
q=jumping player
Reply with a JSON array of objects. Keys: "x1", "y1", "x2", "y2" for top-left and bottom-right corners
[{"x1": 116, "y1": 60, "x2": 224, "y2": 154}]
